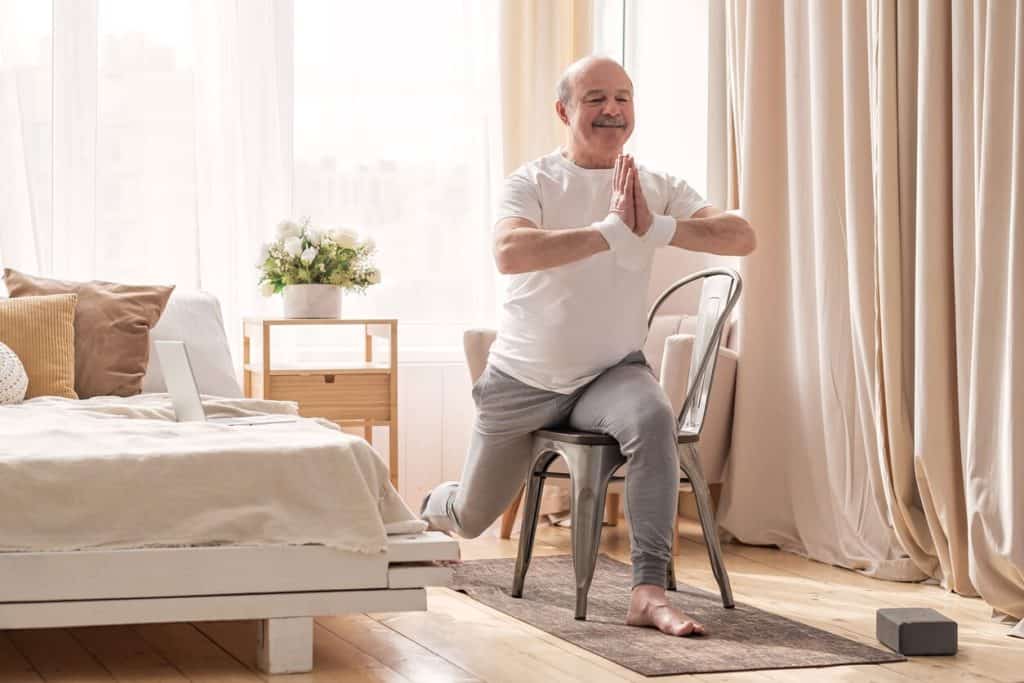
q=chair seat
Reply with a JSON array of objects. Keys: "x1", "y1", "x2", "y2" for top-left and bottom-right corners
[{"x1": 535, "y1": 427, "x2": 699, "y2": 445}]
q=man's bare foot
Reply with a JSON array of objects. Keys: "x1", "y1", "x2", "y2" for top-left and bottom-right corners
[{"x1": 626, "y1": 583, "x2": 706, "y2": 637}]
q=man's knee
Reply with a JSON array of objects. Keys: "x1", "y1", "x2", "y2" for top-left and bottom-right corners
[
  {"x1": 621, "y1": 397, "x2": 677, "y2": 446},
  {"x1": 451, "y1": 501, "x2": 497, "y2": 539},
  {"x1": 641, "y1": 398, "x2": 677, "y2": 433}
]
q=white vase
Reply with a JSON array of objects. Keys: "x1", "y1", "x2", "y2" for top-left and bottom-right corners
[{"x1": 282, "y1": 284, "x2": 342, "y2": 319}]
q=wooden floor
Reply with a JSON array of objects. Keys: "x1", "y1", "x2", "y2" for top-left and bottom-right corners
[{"x1": 2, "y1": 517, "x2": 1021, "y2": 682}]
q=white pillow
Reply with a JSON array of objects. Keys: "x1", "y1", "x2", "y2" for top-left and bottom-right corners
[
  {"x1": 141, "y1": 290, "x2": 242, "y2": 398},
  {"x1": 0, "y1": 341, "x2": 28, "y2": 405}
]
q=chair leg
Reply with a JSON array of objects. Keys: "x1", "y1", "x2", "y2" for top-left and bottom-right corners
[
  {"x1": 667, "y1": 496, "x2": 679, "y2": 591},
  {"x1": 605, "y1": 492, "x2": 620, "y2": 526},
  {"x1": 511, "y1": 452, "x2": 553, "y2": 598},
  {"x1": 562, "y1": 444, "x2": 623, "y2": 621},
  {"x1": 681, "y1": 444, "x2": 735, "y2": 608},
  {"x1": 500, "y1": 484, "x2": 525, "y2": 540}
]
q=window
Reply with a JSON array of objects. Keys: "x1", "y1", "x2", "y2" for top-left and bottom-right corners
[
  {"x1": 1, "y1": 0, "x2": 503, "y2": 362},
  {"x1": 292, "y1": 0, "x2": 502, "y2": 358},
  {"x1": 94, "y1": 0, "x2": 198, "y2": 285}
]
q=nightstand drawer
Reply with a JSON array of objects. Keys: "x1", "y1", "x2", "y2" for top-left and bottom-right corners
[{"x1": 269, "y1": 372, "x2": 392, "y2": 422}]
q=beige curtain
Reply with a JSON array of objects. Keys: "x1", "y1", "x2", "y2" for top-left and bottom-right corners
[
  {"x1": 717, "y1": 0, "x2": 1024, "y2": 620},
  {"x1": 498, "y1": 0, "x2": 593, "y2": 174}
]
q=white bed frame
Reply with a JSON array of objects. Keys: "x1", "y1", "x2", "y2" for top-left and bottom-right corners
[{"x1": 0, "y1": 531, "x2": 459, "y2": 674}]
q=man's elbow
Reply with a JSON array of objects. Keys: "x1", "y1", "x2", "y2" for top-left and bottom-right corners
[
  {"x1": 494, "y1": 242, "x2": 521, "y2": 274},
  {"x1": 728, "y1": 216, "x2": 756, "y2": 256},
  {"x1": 736, "y1": 221, "x2": 757, "y2": 255}
]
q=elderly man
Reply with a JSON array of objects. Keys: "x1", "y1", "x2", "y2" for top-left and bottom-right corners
[{"x1": 421, "y1": 56, "x2": 755, "y2": 637}]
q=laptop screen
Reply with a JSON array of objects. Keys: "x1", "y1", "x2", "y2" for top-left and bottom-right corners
[{"x1": 154, "y1": 340, "x2": 207, "y2": 422}]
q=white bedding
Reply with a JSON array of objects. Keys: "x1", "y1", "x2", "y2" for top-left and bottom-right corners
[{"x1": 0, "y1": 394, "x2": 427, "y2": 554}]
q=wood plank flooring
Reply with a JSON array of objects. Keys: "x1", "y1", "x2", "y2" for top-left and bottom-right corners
[{"x1": 2, "y1": 518, "x2": 1020, "y2": 682}]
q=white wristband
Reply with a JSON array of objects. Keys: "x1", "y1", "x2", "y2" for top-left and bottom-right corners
[
  {"x1": 644, "y1": 214, "x2": 676, "y2": 248},
  {"x1": 594, "y1": 213, "x2": 649, "y2": 271},
  {"x1": 594, "y1": 213, "x2": 633, "y2": 253}
]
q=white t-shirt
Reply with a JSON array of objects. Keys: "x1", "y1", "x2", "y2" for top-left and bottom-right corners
[{"x1": 488, "y1": 148, "x2": 710, "y2": 394}]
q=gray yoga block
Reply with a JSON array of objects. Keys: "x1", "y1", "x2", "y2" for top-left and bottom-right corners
[{"x1": 876, "y1": 608, "x2": 957, "y2": 656}]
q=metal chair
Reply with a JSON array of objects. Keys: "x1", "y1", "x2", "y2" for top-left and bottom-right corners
[{"x1": 511, "y1": 267, "x2": 741, "y2": 619}]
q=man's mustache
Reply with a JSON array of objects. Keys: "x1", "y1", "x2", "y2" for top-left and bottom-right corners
[{"x1": 593, "y1": 117, "x2": 627, "y2": 128}]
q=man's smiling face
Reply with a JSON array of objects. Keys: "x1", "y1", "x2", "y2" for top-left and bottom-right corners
[{"x1": 558, "y1": 58, "x2": 635, "y2": 165}]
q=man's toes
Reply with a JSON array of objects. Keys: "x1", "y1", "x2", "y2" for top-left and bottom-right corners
[
  {"x1": 673, "y1": 620, "x2": 695, "y2": 636},
  {"x1": 670, "y1": 619, "x2": 707, "y2": 637}
]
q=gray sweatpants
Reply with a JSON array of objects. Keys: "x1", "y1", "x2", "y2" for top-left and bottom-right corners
[{"x1": 450, "y1": 350, "x2": 680, "y2": 588}]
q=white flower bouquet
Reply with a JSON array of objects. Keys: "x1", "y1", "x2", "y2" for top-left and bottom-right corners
[{"x1": 257, "y1": 218, "x2": 380, "y2": 297}]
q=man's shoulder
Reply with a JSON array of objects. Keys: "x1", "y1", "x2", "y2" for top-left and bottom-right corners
[
  {"x1": 508, "y1": 149, "x2": 568, "y2": 182},
  {"x1": 637, "y1": 164, "x2": 701, "y2": 200},
  {"x1": 635, "y1": 162, "x2": 675, "y2": 184}
]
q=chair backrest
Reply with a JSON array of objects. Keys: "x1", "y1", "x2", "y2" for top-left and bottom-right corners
[
  {"x1": 643, "y1": 313, "x2": 736, "y2": 380},
  {"x1": 646, "y1": 268, "x2": 742, "y2": 436},
  {"x1": 465, "y1": 268, "x2": 742, "y2": 436}
]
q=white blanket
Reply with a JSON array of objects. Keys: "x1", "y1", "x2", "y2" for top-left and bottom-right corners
[{"x1": 0, "y1": 394, "x2": 427, "y2": 554}]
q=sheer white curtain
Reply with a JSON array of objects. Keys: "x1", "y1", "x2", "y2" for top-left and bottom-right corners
[
  {"x1": 0, "y1": 0, "x2": 50, "y2": 276},
  {"x1": 0, "y1": 0, "x2": 502, "y2": 361},
  {"x1": 191, "y1": 0, "x2": 293, "y2": 353},
  {"x1": 0, "y1": 0, "x2": 291, "y2": 350}
]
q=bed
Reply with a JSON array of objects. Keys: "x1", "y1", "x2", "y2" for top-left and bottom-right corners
[{"x1": 0, "y1": 291, "x2": 459, "y2": 675}]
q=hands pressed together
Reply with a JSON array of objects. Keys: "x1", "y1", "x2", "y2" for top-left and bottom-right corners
[
  {"x1": 609, "y1": 154, "x2": 653, "y2": 236},
  {"x1": 596, "y1": 154, "x2": 677, "y2": 270}
]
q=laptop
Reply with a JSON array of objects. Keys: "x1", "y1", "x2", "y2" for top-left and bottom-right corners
[{"x1": 155, "y1": 340, "x2": 299, "y2": 426}]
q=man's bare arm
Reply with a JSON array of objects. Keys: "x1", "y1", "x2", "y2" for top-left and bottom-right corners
[
  {"x1": 668, "y1": 206, "x2": 757, "y2": 256},
  {"x1": 494, "y1": 156, "x2": 651, "y2": 275},
  {"x1": 493, "y1": 217, "x2": 610, "y2": 275}
]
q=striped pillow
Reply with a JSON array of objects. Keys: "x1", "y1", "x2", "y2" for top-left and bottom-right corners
[{"x1": 0, "y1": 294, "x2": 78, "y2": 399}]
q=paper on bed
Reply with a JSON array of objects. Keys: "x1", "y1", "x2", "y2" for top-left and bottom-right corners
[{"x1": 0, "y1": 394, "x2": 427, "y2": 554}]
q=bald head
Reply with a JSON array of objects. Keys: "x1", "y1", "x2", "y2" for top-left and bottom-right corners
[
  {"x1": 556, "y1": 56, "x2": 633, "y2": 110},
  {"x1": 554, "y1": 55, "x2": 635, "y2": 167}
]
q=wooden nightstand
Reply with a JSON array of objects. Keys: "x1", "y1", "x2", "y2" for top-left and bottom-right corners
[{"x1": 242, "y1": 317, "x2": 399, "y2": 488}]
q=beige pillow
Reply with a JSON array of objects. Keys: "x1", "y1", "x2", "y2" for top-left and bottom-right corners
[
  {"x1": 4, "y1": 269, "x2": 174, "y2": 398},
  {"x1": 0, "y1": 293, "x2": 78, "y2": 399}
]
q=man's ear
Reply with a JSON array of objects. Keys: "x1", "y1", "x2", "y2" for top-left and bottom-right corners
[{"x1": 555, "y1": 100, "x2": 570, "y2": 126}]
